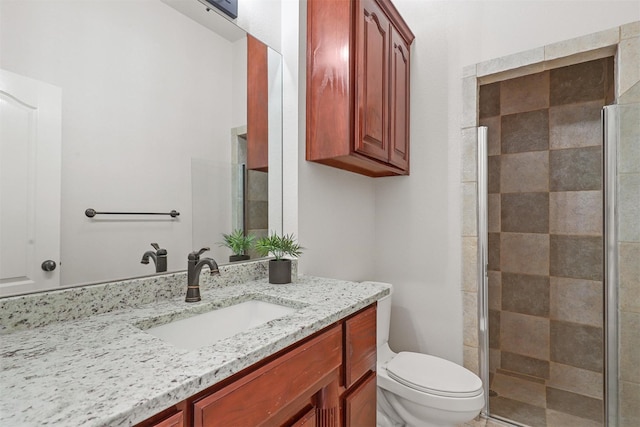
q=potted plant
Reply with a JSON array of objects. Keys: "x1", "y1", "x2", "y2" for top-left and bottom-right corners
[
  {"x1": 218, "y1": 229, "x2": 255, "y2": 262},
  {"x1": 255, "y1": 232, "x2": 303, "y2": 284}
]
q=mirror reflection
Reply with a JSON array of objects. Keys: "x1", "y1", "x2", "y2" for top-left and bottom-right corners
[{"x1": 0, "y1": 0, "x2": 282, "y2": 297}]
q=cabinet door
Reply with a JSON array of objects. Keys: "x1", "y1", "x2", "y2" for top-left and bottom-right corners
[
  {"x1": 344, "y1": 305, "x2": 377, "y2": 389},
  {"x1": 344, "y1": 372, "x2": 377, "y2": 427},
  {"x1": 388, "y1": 27, "x2": 410, "y2": 171},
  {"x1": 247, "y1": 35, "x2": 269, "y2": 171},
  {"x1": 354, "y1": 0, "x2": 390, "y2": 163}
]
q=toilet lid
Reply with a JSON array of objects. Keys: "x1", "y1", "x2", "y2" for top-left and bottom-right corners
[{"x1": 386, "y1": 352, "x2": 483, "y2": 398}]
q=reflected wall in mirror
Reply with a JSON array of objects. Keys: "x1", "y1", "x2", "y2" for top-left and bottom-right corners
[{"x1": 0, "y1": 0, "x2": 283, "y2": 297}]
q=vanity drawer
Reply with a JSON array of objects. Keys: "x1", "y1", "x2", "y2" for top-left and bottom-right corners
[
  {"x1": 344, "y1": 304, "x2": 377, "y2": 389},
  {"x1": 193, "y1": 325, "x2": 342, "y2": 427}
]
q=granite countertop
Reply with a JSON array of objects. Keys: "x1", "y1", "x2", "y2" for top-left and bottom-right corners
[{"x1": 0, "y1": 275, "x2": 389, "y2": 427}]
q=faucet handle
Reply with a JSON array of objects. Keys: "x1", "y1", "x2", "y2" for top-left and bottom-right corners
[
  {"x1": 151, "y1": 243, "x2": 160, "y2": 250},
  {"x1": 189, "y1": 247, "x2": 210, "y2": 260}
]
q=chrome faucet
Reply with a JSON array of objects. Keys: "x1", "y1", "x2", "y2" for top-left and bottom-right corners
[
  {"x1": 141, "y1": 243, "x2": 167, "y2": 273},
  {"x1": 186, "y1": 247, "x2": 219, "y2": 302}
]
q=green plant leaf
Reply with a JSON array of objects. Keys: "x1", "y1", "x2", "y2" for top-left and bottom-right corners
[
  {"x1": 217, "y1": 229, "x2": 255, "y2": 256},
  {"x1": 255, "y1": 232, "x2": 304, "y2": 260}
]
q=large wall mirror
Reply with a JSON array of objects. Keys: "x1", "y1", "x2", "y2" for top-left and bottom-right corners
[{"x1": 0, "y1": 0, "x2": 283, "y2": 297}]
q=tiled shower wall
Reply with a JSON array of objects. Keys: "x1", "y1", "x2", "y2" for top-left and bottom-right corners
[
  {"x1": 460, "y1": 22, "x2": 640, "y2": 427},
  {"x1": 479, "y1": 57, "x2": 613, "y2": 426}
]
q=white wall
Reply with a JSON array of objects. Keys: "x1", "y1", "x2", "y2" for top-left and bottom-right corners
[
  {"x1": 1, "y1": 0, "x2": 241, "y2": 285},
  {"x1": 288, "y1": 0, "x2": 640, "y2": 363}
]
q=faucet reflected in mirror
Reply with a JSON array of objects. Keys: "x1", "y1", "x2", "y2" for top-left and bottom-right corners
[
  {"x1": 140, "y1": 243, "x2": 168, "y2": 273},
  {"x1": 186, "y1": 248, "x2": 220, "y2": 303}
]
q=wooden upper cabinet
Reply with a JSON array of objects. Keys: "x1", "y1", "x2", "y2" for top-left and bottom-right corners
[
  {"x1": 247, "y1": 35, "x2": 269, "y2": 172},
  {"x1": 306, "y1": 0, "x2": 414, "y2": 177}
]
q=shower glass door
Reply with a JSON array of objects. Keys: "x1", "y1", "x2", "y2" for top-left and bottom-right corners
[{"x1": 478, "y1": 100, "x2": 639, "y2": 427}]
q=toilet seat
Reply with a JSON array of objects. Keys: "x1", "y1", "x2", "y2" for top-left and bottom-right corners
[{"x1": 386, "y1": 352, "x2": 483, "y2": 398}]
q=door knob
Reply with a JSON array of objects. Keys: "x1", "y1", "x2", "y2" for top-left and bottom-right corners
[{"x1": 41, "y1": 260, "x2": 57, "y2": 272}]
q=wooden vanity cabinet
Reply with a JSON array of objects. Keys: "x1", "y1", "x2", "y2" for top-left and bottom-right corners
[
  {"x1": 136, "y1": 303, "x2": 377, "y2": 427},
  {"x1": 306, "y1": 0, "x2": 414, "y2": 177}
]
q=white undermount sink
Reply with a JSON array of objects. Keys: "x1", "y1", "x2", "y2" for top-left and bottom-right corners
[{"x1": 144, "y1": 300, "x2": 296, "y2": 350}]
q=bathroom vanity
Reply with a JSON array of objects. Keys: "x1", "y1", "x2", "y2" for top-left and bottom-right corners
[{"x1": 0, "y1": 261, "x2": 388, "y2": 426}]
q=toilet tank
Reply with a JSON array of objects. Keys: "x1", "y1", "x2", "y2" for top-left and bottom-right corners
[{"x1": 376, "y1": 284, "x2": 393, "y2": 349}]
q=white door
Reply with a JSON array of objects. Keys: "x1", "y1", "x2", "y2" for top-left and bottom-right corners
[{"x1": 0, "y1": 69, "x2": 61, "y2": 296}]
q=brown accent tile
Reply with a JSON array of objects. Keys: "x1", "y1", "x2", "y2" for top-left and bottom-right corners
[
  {"x1": 620, "y1": 311, "x2": 640, "y2": 384},
  {"x1": 549, "y1": 362, "x2": 604, "y2": 400},
  {"x1": 550, "y1": 235, "x2": 603, "y2": 281},
  {"x1": 620, "y1": 242, "x2": 640, "y2": 313},
  {"x1": 501, "y1": 233, "x2": 549, "y2": 276},
  {"x1": 550, "y1": 146, "x2": 602, "y2": 192},
  {"x1": 546, "y1": 387, "x2": 603, "y2": 423},
  {"x1": 550, "y1": 320, "x2": 603, "y2": 372},
  {"x1": 501, "y1": 109, "x2": 549, "y2": 154},
  {"x1": 489, "y1": 396, "x2": 547, "y2": 427},
  {"x1": 501, "y1": 351, "x2": 550, "y2": 380},
  {"x1": 480, "y1": 82, "x2": 500, "y2": 119},
  {"x1": 501, "y1": 151, "x2": 549, "y2": 193},
  {"x1": 501, "y1": 192, "x2": 549, "y2": 233},
  {"x1": 501, "y1": 311, "x2": 549, "y2": 361},
  {"x1": 550, "y1": 58, "x2": 610, "y2": 106},
  {"x1": 488, "y1": 155, "x2": 500, "y2": 194},
  {"x1": 550, "y1": 277, "x2": 603, "y2": 327},
  {"x1": 491, "y1": 372, "x2": 546, "y2": 408},
  {"x1": 501, "y1": 71, "x2": 550, "y2": 116},
  {"x1": 497, "y1": 368, "x2": 546, "y2": 384},
  {"x1": 620, "y1": 381, "x2": 640, "y2": 426},
  {"x1": 247, "y1": 200, "x2": 268, "y2": 229},
  {"x1": 488, "y1": 194, "x2": 501, "y2": 233},
  {"x1": 546, "y1": 409, "x2": 603, "y2": 427},
  {"x1": 605, "y1": 56, "x2": 615, "y2": 106},
  {"x1": 549, "y1": 191, "x2": 603, "y2": 236},
  {"x1": 488, "y1": 233, "x2": 500, "y2": 271},
  {"x1": 502, "y1": 273, "x2": 549, "y2": 317},
  {"x1": 488, "y1": 271, "x2": 501, "y2": 311},
  {"x1": 480, "y1": 116, "x2": 501, "y2": 156},
  {"x1": 549, "y1": 100, "x2": 604, "y2": 150},
  {"x1": 489, "y1": 309, "x2": 500, "y2": 349}
]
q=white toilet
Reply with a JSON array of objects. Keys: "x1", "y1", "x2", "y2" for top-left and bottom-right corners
[{"x1": 375, "y1": 284, "x2": 485, "y2": 427}]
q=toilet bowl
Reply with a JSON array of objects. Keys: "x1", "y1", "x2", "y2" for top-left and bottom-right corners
[{"x1": 372, "y1": 283, "x2": 485, "y2": 427}]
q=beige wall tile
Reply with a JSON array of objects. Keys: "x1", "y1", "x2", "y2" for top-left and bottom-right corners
[
  {"x1": 477, "y1": 47, "x2": 545, "y2": 77},
  {"x1": 462, "y1": 237, "x2": 478, "y2": 292},
  {"x1": 619, "y1": 103, "x2": 640, "y2": 174},
  {"x1": 620, "y1": 381, "x2": 640, "y2": 427},
  {"x1": 549, "y1": 191, "x2": 603, "y2": 235},
  {"x1": 501, "y1": 311, "x2": 549, "y2": 360},
  {"x1": 462, "y1": 127, "x2": 478, "y2": 182},
  {"x1": 545, "y1": 27, "x2": 619, "y2": 61},
  {"x1": 492, "y1": 372, "x2": 546, "y2": 407},
  {"x1": 549, "y1": 362, "x2": 603, "y2": 399},
  {"x1": 464, "y1": 291, "x2": 479, "y2": 347},
  {"x1": 549, "y1": 101, "x2": 603, "y2": 150},
  {"x1": 546, "y1": 409, "x2": 603, "y2": 427},
  {"x1": 464, "y1": 344, "x2": 480, "y2": 375},
  {"x1": 500, "y1": 71, "x2": 549, "y2": 116},
  {"x1": 619, "y1": 81, "x2": 640, "y2": 105},
  {"x1": 501, "y1": 233, "x2": 549, "y2": 276},
  {"x1": 620, "y1": 311, "x2": 640, "y2": 383},
  {"x1": 618, "y1": 36, "x2": 640, "y2": 98},
  {"x1": 620, "y1": 242, "x2": 640, "y2": 313},
  {"x1": 550, "y1": 277, "x2": 603, "y2": 327},
  {"x1": 501, "y1": 152, "x2": 549, "y2": 193},
  {"x1": 463, "y1": 64, "x2": 477, "y2": 78},
  {"x1": 619, "y1": 173, "x2": 640, "y2": 242},
  {"x1": 621, "y1": 21, "x2": 640, "y2": 39},
  {"x1": 489, "y1": 348, "x2": 501, "y2": 374},
  {"x1": 463, "y1": 182, "x2": 478, "y2": 236},
  {"x1": 463, "y1": 75, "x2": 478, "y2": 128}
]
